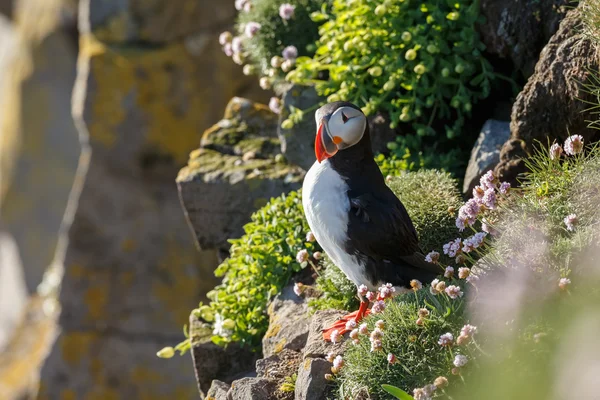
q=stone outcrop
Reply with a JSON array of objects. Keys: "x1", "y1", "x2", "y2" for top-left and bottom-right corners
[
  {"x1": 463, "y1": 120, "x2": 510, "y2": 195},
  {"x1": 36, "y1": 0, "x2": 267, "y2": 398},
  {"x1": 494, "y1": 4, "x2": 600, "y2": 185},
  {"x1": 478, "y1": 0, "x2": 569, "y2": 78},
  {"x1": 177, "y1": 97, "x2": 305, "y2": 252}
]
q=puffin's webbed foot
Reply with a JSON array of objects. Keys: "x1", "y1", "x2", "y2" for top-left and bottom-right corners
[{"x1": 322, "y1": 301, "x2": 370, "y2": 341}]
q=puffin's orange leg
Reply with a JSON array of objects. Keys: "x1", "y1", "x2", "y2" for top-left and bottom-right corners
[{"x1": 322, "y1": 300, "x2": 370, "y2": 341}]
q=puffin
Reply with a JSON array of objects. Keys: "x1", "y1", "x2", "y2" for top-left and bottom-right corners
[{"x1": 302, "y1": 101, "x2": 441, "y2": 340}]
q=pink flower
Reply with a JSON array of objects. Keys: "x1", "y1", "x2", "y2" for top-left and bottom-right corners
[
  {"x1": 443, "y1": 239, "x2": 462, "y2": 258},
  {"x1": 326, "y1": 352, "x2": 335, "y2": 362},
  {"x1": 429, "y1": 278, "x2": 441, "y2": 295},
  {"x1": 410, "y1": 279, "x2": 422, "y2": 290},
  {"x1": 306, "y1": 231, "x2": 315, "y2": 242},
  {"x1": 438, "y1": 332, "x2": 454, "y2": 346},
  {"x1": 550, "y1": 143, "x2": 563, "y2": 160},
  {"x1": 375, "y1": 319, "x2": 385, "y2": 330},
  {"x1": 313, "y1": 251, "x2": 322, "y2": 260},
  {"x1": 222, "y1": 43, "x2": 233, "y2": 57},
  {"x1": 425, "y1": 251, "x2": 439, "y2": 263},
  {"x1": 499, "y1": 182, "x2": 511, "y2": 194},
  {"x1": 458, "y1": 267, "x2": 470, "y2": 279},
  {"x1": 244, "y1": 22, "x2": 261, "y2": 38},
  {"x1": 349, "y1": 329, "x2": 359, "y2": 339},
  {"x1": 482, "y1": 188, "x2": 497, "y2": 209},
  {"x1": 366, "y1": 291, "x2": 376, "y2": 302},
  {"x1": 379, "y1": 283, "x2": 396, "y2": 299},
  {"x1": 445, "y1": 285, "x2": 463, "y2": 299},
  {"x1": 564, "y1": 135, "x2": 584, "y2": 155},
  {"x1": 296, "y1": 249, "x2": 308, "y2": 263},
  {"x1": 444, "y1": 266, "x2": 454, "y2": 278},
  {"x1": 371, "y1": 300, "x2": 386, "y2": 314},
  {"x1": 564, "y1": 214, "x2": 577, "y2": 231},
  {"x1": 370, "y1": 339, "x2": 382, "y2": 352},
  {"x1": 219, "y1": 31, "x2": 232, "y2": 45},
  {"x1": 480, "y1": 170, "x2": 496, "y2": 190},
  {"x1": 387, "y1": 353, "x2": 397, "y2": 364},
  {"x1": 559, "y1": 277, "x2": 571, "y2": 290},
  {"x1": 293, "y1": 282, "x2": 304, "y2": 296},
  {"x1": 269, "y1": 97, "x2": 282, "y2": 114},
  {"x1": 358, "y1": 323, "x2": 368, "y2": 335},
  {"x1": 282, "y1": 45, "x2": 298, "y2": 60},
  {"x1": 279, "y1": 3, "x2": 295, "y2": 20},
  {"x1": 370, "y1": 328, "x2": 383, "y2": 341},
  {"x1": 231, "y1": 36, "x2": 243, "y2": 53},
  {"x1": 473, "y1": 185, "x2": 485, "y2": 199},
  {"x1": 466, "y1": 274, "x2": 480, "y2": 285},
  {"x1": 333, "y1": 355, "x2": 344, "y2": 370},
  {"x1": 345, "y1": 320, "x2": 357, "y2": 330},
  {"x1": 330, "y1": 329, "x2": 341, "y2": 344},
  {"x1": 357, "y1": 284, "x2": 368, "y2": 297},
  {"x1": 461, "y1": 324, "x2": 477, "y2": 337},
  {"x1": 453, "y1": 354, "x2": 468, "y2": 367}
]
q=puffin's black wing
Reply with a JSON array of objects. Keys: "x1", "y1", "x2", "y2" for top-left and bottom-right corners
[{"x1": 344, "y1": 188, "x2": 441, "y2": 286}]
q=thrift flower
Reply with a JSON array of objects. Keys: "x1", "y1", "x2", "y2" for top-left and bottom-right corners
[
  {"x1": 357, "y1": 284, "x2": 368, "y2": 297},
  {"x1": 458, "y1": 267, "x2": 471, "y2": 279},
  {"x1": 349, "y1": 329, "x2": 359, "y2": 340},
  {"x1": 333, "y1": 355, "x2": 344, "y2": 370},
  {"x1": 269, "y1": 97, "x2": 282, "y2": 114},
  {"x1": 313, "y1": 251, "x2": 322, "y2": 260},
  {"x1": 282, "y1": 45, "x2": 298, "y2": 60},
  {"x1": 412, "y1": 388, "x2": 430, "y2": 400},
  {"x1": 296, "y1": 249, "x2": 308, "y2": 264},
  {"x1": 466, "y1": 274, "x2": 480, "y2": 285},
  {"x1": 435, "y1": 280, "x2": 447, "y2": 293},
  {"x1": 231, "y1": 36, "x2": 243, "y2": 53},
  {"x1": 235, "y1": 0, "x2": 248, "y2": 11},
  {"x1": 461, "y1": 324, "x2": 478, "y2": 337},
  {"x1": 499, "y1": 181, "x2": 511, "y2": 194},
  {"x1": 473, "y1": 185, "x2": 485, "y2": 199},
  {"x1": 445, "y1": 285, "x2": 463, "y2": 299},
  {"x1": 456, "y1": 334, "x2": 470, "y2": 345},
  {"x1": 444, "y1": 266, "x2": 455, "y2": 278},
  {"x1": 324, "y1": 373, "x2": 334, "y2": 381},
  {"x1": 564, "y1": 134, "x2": 584, "y2": 155},
  {"x1": 564, "y1": 214, "x2": 577, "y2": 231},
  {"x1": 425, "y1": 251, "x2": 440, "y2": 263},
  {"x1": 455, "y1": 254, "x2": 467, "y2": 264},
  {"x1": 434, "y1": 376, "x2": 449, "y2": 388},
  {"x1": 330, "y1": 329, "x2": 341, "y2": 344},
  {"x1": 438, "y1": 332, "x2": 454, "y2": 347},
  {"x1": 222, "y1": 43, "x2": 233, "y2": 57},
  {"x1": 306, "y1": 232, "x2": 315, "y2": 242},
  {"x1": 281, "y1": 59, "x2": 294, "y2": 72},
  {"x1": 326, "y1": 352, "x2": 335, "y2": 363},
  {"x1": 410, "y1": 279, "x2": 423, "y2": 290},
  {"x1": 482, "y1": 188, "x2": 497, "y2": 209},
  {"x1": 559, "y1": 277, "x2": 571, "y2": 290},
  {"x1": 480, "y1": 170, "x2": 496, "y2": 190},
  {"x1": 345, "y1": 320, "x2": 357, "y2": 331},
  {"x1": 375, "y1": 320, "x2": 385, "y2": 330},
  {"x1": 270, "y1": 56, "x2": 282, "y2": 68},
  {"x1": 244, "y1": 22, "x2": 261, "y2": 38},
  {"x1": 259, "y1": 77, "x2": 271, "y2": 90},
  {"x1": 293, "y1": 282, "x2": 304, "y2": 296},
  {"x1": 370, "y1": 328, "x2": 383, "y2": 341},
  {"x1": 370, "y1": 339, "x2": 382, "y2": 352},
  {"x1": 366, "y1": 291, "x2": 376, "y2": 301},
  {"x1": 430, "y1": 278, "x2": 441, "y2": 295},
  {"x1": 358, "y1": 323, "x2": 368, "y2": 335},
  {"x1": 379, "y1": 283, "x2": 396, "y2": 299},
  {"x1": 453, "y1": 354, "x2": 468, "y2": 367},
  {"x1": 416, "y1": 317, "x2": 424, "y2": 326},
  {"x1": 443, "y1": 239, "x2": 462, "y2": 258},
  {"x1": 219, "y1": 31, "x2": 232, "y2": 45},
  {"x1": 371, "y1": 300, "x2": 386, "y2": 314},
  {"x1": 387, "y1": 353, "x2": 397, "y2": 364},
  {"x1": 418, "y1": 308, "x2": 430, "y2": 318},
  {"x1": 279, "y1": 3, "x2": 295, "y2": 20},
  {"x1": 550, "y1": 143, "x2": 563, "y2": 160}
]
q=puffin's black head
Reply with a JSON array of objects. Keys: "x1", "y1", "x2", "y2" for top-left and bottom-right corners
[{"x1": 314, "y1": 101, "x2": 368, "y2": 163}]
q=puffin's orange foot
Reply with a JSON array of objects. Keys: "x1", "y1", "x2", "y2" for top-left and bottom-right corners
[{"x1": 322, "y1": 308, "x2": 371, "y2": 341}]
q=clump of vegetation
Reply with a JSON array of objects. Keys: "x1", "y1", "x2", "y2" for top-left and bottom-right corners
[
  {"x1": 219, "y1": 0, "x2": 330, "y2": 92},
  {"x1": 310, "y1": 169, "x2": 465, "y2": 312},
  {"x1": 285, "y1": 0, "x2": 495, "y2": 176},
  {"x1": 336, "y1": 283, "x2": 477, "y2": 399},
  {"x1": 194, "y1": 190, "x2": 321, "y2": 348}
]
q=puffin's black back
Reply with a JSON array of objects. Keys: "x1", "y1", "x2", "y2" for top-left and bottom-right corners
[{"x1": 325, "y1": 108, "x2": 440, "y2": 288}]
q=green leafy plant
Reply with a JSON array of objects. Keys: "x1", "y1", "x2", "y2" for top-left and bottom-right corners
[
  {"x1": 194, "y1": 190, "x2": 321, "y2": 348},
  {"x1": 280, "y1": 373, "x2": 298, "y2": 392},
  {"x1": 286, "y1": 0, "x2": 496, "y2": 176},
  {"x1": 382, "y1": 385, "x2": 415, "y2": 400}
]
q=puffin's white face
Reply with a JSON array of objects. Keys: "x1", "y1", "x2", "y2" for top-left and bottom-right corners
[{"x1": 314, "y1": 105, "x2": 367, "y2": 163}]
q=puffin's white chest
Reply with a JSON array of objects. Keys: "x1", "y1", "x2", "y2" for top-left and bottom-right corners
[{"x1": 302, "y1": 160, "x2": 368, "y2": 288}]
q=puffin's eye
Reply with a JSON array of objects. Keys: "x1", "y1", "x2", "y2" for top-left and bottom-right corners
[{"x1": 341, "y1": 112, "x2": 348, "y2": 123}]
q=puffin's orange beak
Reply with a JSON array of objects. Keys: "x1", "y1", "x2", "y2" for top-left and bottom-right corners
[{"x1": 315, "y1": 119, "x2": 338, "y2": 163}]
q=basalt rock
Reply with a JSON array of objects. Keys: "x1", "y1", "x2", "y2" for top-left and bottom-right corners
[
  {"x1": 478, "y1": 0, "x2": 569, "y2": 78},
  {"x1": 177, "y1": 97, "x2": 305, "y2": 252},
  {"x1": 494, "y1": 5, "x2": 600, "y2": 185}
]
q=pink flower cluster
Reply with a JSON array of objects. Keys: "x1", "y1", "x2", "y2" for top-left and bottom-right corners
[
  {"x1": 549, "y1": 135, "x2": 584, "y2": 160},
  {"x1": 456, "y1": 170, "x2": 511, "y2": 231}
]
